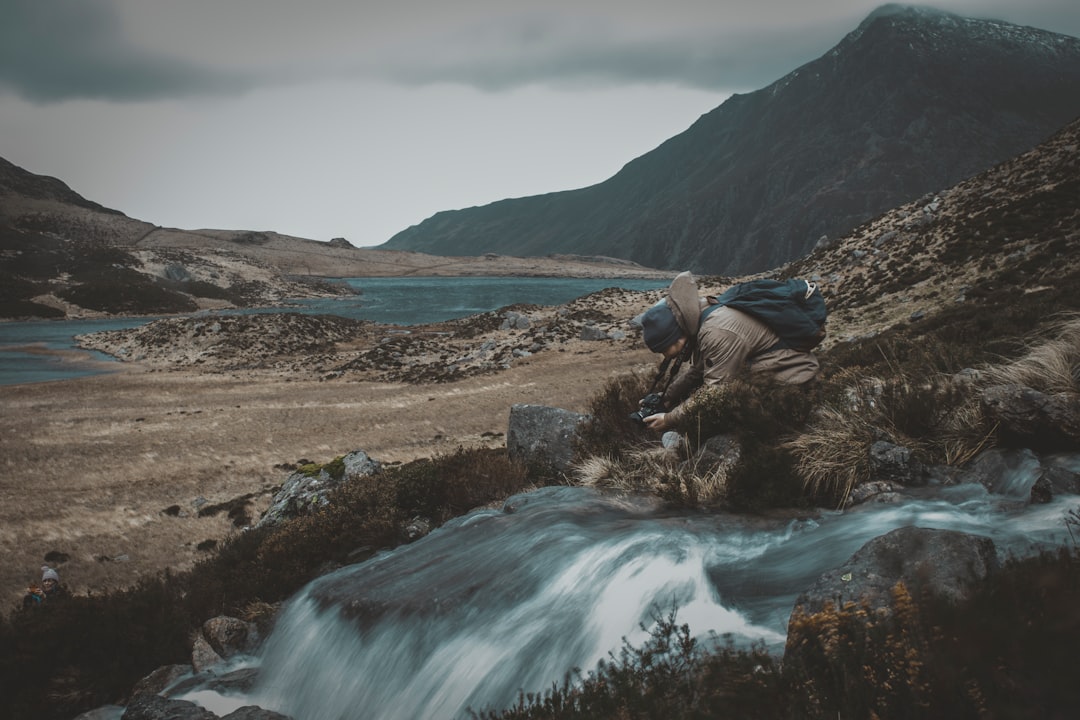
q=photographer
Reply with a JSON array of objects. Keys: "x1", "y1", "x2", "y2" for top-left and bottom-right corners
[
  {"x1": 637, "y1": 272, "x2": 820, "y2": 431},
  {"x1": 23, "y1": 566, "x2": 68, "y2": 608}
]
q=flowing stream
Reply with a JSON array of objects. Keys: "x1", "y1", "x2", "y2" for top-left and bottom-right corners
[{"x1": 175, "y1": 455, "x2": 1080, "y2": 720}]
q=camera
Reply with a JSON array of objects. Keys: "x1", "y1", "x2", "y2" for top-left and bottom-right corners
[{"x1": 629, "y1": 392, "x2": 665, "y2": 425}]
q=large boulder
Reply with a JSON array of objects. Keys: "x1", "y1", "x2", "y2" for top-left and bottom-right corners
[
  {"x1": 507, "y1": 404, "x2": 590, "y2": 475},
  {"x1": 980, "y1": 384, "x2": 1080, "y2": 451},
  {"x1": 789, "y1": 526, "x2": 998, "y2": 620}
]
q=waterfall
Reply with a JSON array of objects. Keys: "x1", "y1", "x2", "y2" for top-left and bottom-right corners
[{"x1": 176, "y1": 457, "x2": 1080, "y2": 720}]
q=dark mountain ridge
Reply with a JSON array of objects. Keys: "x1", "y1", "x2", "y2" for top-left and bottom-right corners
[
  {"x1": 0, "y1": 156, "x2": 123, "y2": 216},
  {"x1": 378, "y1": 4, "x2": 1080, "y2": 275}
]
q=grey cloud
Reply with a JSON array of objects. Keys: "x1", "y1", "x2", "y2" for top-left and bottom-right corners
[
  {"x1": 0, "y1": 0, "x2": 250, "y2": 102},
  {"x1": 4, "y1": 0, "x2": 1077, "y2": 104},
  {"x1": 379, "y1": 27, "x2": 840, "y2": 93}
]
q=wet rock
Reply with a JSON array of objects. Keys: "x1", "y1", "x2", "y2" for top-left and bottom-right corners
[
  {"x1": 846, "y1": 480, "x2": 900, "y2": 506},
  {"x1": 956, "y1": 447, "x2": 1041, "y2": 499},
  {"x1": 73, "y1": 706, "x2": 125, "y2": 720},
  {"x1": 1033, "y1": 464, "x2": 1080, "y2": 503},
  {"x1": 190, "y1": 634, "x2": 224, "y2": 673},
  {"x1": 981, "y1": 384, "x2": 1080, "y2": 451},
  {"x1": 221, "y1": 707, "x2": 293, "y2": 720},
  {"x1": 122, "y1": 693, "x2": 217, "y2": 720},
  {"x1": 202, "y1": 616, "x2": 259, "y2": 659},
  {"x1": 790, "y1": 526, "x2": 998, "y2": 620},
  {"x1": 165, "y1": 668, "x2": 261, "y2": 699},
  {"x1": 868, "y1": 440, "x2": 925, "y2": 486},
  {"x1": 403, "y1": 516, "x2": 432, "y2": 541},
  {"x1": 128, "y1": 664, "x2": 190, "y2": 700},
  {"x1": 1030, "y1": 474, "x2": 1054, "y2": 503}
]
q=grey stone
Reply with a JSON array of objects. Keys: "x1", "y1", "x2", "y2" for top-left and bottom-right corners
[
  {"x1": 73, "y1": 706, "x2": 125, "y2": 720},
  {"x1": 846, "y1": 480, "x2": 900, "y2": 506},
  {"x1": 222, "y1": 707, "x2": 293, "y2": 720},
  {"x1": 789, "y1": 526, "x2": 998, "y2": 621},
  {"x1": 190, "y1": 634, "x2": 223, "y2": 673},
  {"x1": 202, "y1": 616, "x2": 258, "y2": 659},
  {"x1": 868, "y1": 440, "x2": 925, "y2": 486},
  {"x1": 129, "y1": 664, "x2": 191, "y2": 700},
  {"x1": 122, "y1": 693, "x2": 217, "y2": 720},
  {"x1": 956, "y1": 447, "x2": 1041, "y2": 499},
  {"x1": 980, "y1": 384, "x2": 1080, "y2": 450},
  {"x1": 507, "y1": 404, "x2": 590, "y2": 475},
  {"x1": 579, "y1": 324, "x2": 609, "y2": 341}
]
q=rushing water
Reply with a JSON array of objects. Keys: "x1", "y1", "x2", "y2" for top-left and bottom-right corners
[
  {"x1": 173, "y1": 455, "x2": 1080, "y2": 720},
  {"x1": 0, "y1": 277, "x2": 669, "y2": 385}
]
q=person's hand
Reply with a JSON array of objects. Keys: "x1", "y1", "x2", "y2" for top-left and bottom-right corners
[{"x1": 643, "y1": 412, "x2": 670, "y2": 431}]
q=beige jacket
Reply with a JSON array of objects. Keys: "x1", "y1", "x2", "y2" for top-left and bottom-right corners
[{"x1": 662, "y1": 272, "x2": 820, "y2": 423}]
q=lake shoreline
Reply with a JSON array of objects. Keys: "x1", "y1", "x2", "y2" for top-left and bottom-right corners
[{"x1": 0, "y1": 281, "x2": 666, "y2": 609}]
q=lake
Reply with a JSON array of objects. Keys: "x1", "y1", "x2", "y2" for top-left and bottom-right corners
[{"x1": 0, "y1": 276, "x2": 670, "y2": 386}]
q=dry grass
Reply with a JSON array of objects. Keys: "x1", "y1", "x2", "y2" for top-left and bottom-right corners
[
  {"x1": 784, "y1": 403, "x2": 877, "y2": 505},
  {"x1": 978, "y1": 313, "x2": 1080, "y2": 394},
  {"x1": 570, "y1": 441, "x2": 733, "y2": 506}
]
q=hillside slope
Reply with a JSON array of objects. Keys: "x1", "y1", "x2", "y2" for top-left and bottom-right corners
[
  {"x1": 380, "y1": 5, "x2": 1080, "y2": 276},
  {"x1": 0, "y1": 159, "x2": 666, "y2": 320}
]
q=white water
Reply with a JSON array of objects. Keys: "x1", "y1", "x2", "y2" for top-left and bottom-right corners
[{"x1": 177, "y1": 456, "x2": 1080, "y2": 720}]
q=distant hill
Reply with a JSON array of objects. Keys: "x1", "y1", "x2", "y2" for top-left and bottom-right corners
[
  {"x1": 378, "y1": 4, "x2": 1080, "y2": 275},
  {"x1": 0, "y1": 159, "x2": 666, "y2": 320}
]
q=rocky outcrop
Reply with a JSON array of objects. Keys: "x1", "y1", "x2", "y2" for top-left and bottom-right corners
[{"x1": 256, "y1": 450, "x2": 382, "y2": 529}]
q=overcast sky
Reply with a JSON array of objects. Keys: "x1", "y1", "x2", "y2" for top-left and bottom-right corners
[{"x1": 2, "y1": 1, "x2": 1078, "y2": 248}]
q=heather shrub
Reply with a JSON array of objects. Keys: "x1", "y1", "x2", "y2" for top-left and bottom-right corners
[
  {"x1": 1, "y1": 577, "x2": 191, "y2": 720},
  {"x1": 471, "y1": 608, "x2": 788, "y2": 720},
  {"x1": 574, "y1": 370, "x2": 655, "y2": 460},
  {"x1": 2, "y1": 445, "x2": 538, "y2": 719},
  {"x1": 786, "y1": 547, "x2": 1080, "y2": 719}
]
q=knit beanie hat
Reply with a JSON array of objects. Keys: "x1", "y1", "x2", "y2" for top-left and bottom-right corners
[
  {"x1": 41, "y1": 566, "x2": 59, "y2": 583},
  {"x1": 641, "y1": 300, "x2": 683, "y2": 353}
]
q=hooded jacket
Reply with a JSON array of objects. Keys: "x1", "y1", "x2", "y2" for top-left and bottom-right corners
[{"x1": 661, "y1": 272, "x2": 819, "y2": 423}]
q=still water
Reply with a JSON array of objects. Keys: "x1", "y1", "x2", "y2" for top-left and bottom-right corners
[{"x1": 0, "y1": 276, "x2": 669, "y2": 385}]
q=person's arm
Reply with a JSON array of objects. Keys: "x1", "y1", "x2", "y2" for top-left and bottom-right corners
[
  {"x1": 656, "y1": 329, "x2": 747, "y2": 428},
  {"x1": 662, "y1": 361, "x2": 701, "y2": 409}
]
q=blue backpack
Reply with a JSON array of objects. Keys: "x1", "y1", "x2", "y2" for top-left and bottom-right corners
[{"x1": 700, "y1": 278, "x2": 827, "y2": 352}]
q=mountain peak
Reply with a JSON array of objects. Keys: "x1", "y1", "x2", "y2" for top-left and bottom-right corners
[{"x1": 863, "y1": 3, "x2": 952, "y2": 23}]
